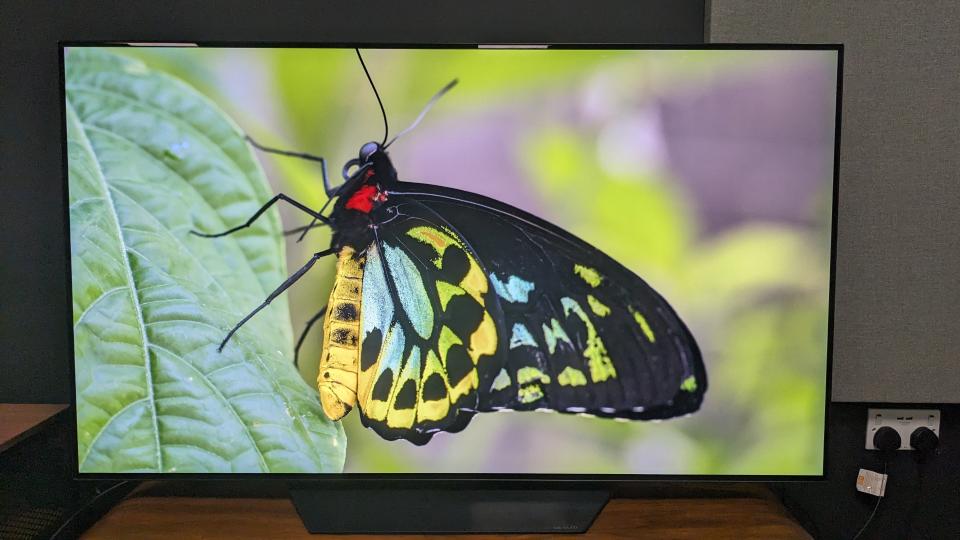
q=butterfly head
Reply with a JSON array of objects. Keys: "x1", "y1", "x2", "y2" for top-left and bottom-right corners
[
  {"x1": 359, "y1": 141, "x2": 379, "y2": 162},
  {"x1": 341, "y1": 141, "x2": 397, "y2": 184},
  {"x1": 358, "y1": 140, "x2": 397, "y2": 182}
]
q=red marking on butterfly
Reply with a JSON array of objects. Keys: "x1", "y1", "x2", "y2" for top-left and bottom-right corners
[{"x1": 346, "y1": 184, "x2": 388, "y2": 214}]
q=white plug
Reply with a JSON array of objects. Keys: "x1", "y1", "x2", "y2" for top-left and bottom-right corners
[{"x1": 856, "y1": 468, "x2": 888, "y2": 497}]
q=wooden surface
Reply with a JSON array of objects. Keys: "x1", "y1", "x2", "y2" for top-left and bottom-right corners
[
  {"x1": 83, "y1": 489, "x2": 811, "y2": 539},
  {"x1": 0, "y1": 403, "x2": 68, "y2": 453}
]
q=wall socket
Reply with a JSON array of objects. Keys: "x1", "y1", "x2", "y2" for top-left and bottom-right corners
[{"x1": 865, "y1": 408, "x2": 940, "y2": 450}]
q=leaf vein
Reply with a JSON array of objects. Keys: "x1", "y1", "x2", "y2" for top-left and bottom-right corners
[
  {"x1": 79, "y1": 397, "x2": 149, "y2": 469},
  {"x1": 68, "y1": 100, "x2": 163, "y2": 472},
  {"x1": 147, "y1": 343, "x2": 270, "y2": 470},
  {"x1": 74, "y1": 286, "x2": 127, "y2": 330}
]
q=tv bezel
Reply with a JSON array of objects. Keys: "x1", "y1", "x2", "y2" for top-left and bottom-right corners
[{"x1": 60, "y1": 41, "x2": 842, "y2": 483}]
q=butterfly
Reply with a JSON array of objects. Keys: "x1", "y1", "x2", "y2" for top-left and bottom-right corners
[{"x1": 193, "y1": 50, "x2": 706, "y2": 445}]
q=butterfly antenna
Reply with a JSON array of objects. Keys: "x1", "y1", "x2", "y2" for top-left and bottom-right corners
[
  {"x1": 355, "y1": 48, "x2": 389, "y2": 146},
  {"x1": 384, "y1": 79, "x2": 458, "y2": 149}
]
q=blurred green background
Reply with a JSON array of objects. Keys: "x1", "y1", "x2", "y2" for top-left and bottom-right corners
[{"x1": 106, "y1": 47, "x2": 836, "y2": 475}]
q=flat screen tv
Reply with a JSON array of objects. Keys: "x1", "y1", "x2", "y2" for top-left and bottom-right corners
[{"x1": 62, "y1": 43, "x2": 840, "y2": 532}]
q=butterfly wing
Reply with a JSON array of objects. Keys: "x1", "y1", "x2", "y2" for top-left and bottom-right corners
[
  {"x1": 381, "y1": 182, "x2": 706, "y2": 422},
  {"x1": 353, "y1": 181, "x2": 706, "y2": 444},
  {"x1": 353, "y1": 214, "x2": 506, "y2": 444}
]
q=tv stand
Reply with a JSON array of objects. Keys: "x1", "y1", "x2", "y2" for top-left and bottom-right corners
[
  {"x1": 289, "y1": 486, "x2": 609, "y2": 534},
  {"x1": 79, "y1": 481, "x2": 812, "y2": 538}
]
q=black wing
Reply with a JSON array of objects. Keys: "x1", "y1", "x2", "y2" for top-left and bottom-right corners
[{"x1": 380, "y1": 182, "x2": 706, "y2": 423}]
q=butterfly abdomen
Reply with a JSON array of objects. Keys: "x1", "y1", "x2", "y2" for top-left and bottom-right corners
[{"x1": 317, "y1": 246, "x2": 365, "y2": 420}]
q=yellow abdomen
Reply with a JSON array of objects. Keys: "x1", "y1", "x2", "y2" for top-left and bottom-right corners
[{"x1": 317, "y1": 246, "x2": 364, "y2": 420}]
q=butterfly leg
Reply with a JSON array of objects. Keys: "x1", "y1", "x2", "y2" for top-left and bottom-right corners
[
  {"x1": 217, "y1": 248, "x2": 336, "y2": 352},
  {"x1": 245, "y1": 135, "x2": 334, "y2": 197},
  {"x1": 294, "y1": 304, "x2": 327, "y2": 369},
  {"x1": 284, "y1": 222, "x2": 328, "y2": 237},
  {"x1": 245, "y1": 134, "x2": 339, "y2": 243},
  {"x1": 190, "y1": 193, "x2": 329, "y2": 238}
]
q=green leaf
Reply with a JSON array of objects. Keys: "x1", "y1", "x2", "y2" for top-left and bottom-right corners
[{"x1": 66, "y1": 48, "x2": 345, "y2": 473}]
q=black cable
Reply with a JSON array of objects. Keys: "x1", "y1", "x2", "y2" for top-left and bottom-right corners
[
  {"x1": 852, "y1": 460, "x2": 887, "y2": 540},
  {"x1": 903, "y1": 461, "x2": 926, "y2": 539},
  {"x1": 48, "y1": 481, "x2": 130, "y2": 539}
]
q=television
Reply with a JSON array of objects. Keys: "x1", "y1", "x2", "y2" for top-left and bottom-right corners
[{"x1": 62, "y1": 43, "x2": 840, "y2": 532}]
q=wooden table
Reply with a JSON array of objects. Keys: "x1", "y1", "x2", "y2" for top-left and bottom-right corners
[
  {"x1": 83, "y1": 483, "x2": 810, "y2": 539},
  {"x1": 0, "y1": 403, "x2": 68, "y2": 454}
]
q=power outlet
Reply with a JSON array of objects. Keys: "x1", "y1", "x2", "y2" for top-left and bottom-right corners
[{"x1": 865, "y1": 408, "x2": 940, "y2": 450}]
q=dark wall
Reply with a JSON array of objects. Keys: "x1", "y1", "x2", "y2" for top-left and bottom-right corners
[{"x1": 0, "y1": 0, "x2": 705, "y2": 404}]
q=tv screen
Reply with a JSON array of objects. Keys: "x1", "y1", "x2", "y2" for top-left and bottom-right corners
[{"x1": 63, "y1": 45, "x2": 838, "y2": 477}]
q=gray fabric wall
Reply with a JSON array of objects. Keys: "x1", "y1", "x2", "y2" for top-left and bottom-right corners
[{"x1": 710, "y1": 0, "x2": 960, "y2": 403}]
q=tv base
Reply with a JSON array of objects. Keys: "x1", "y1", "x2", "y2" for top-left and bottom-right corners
[{"x1": 289, "y1": 486, "x2": 609, "y2": 534}]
